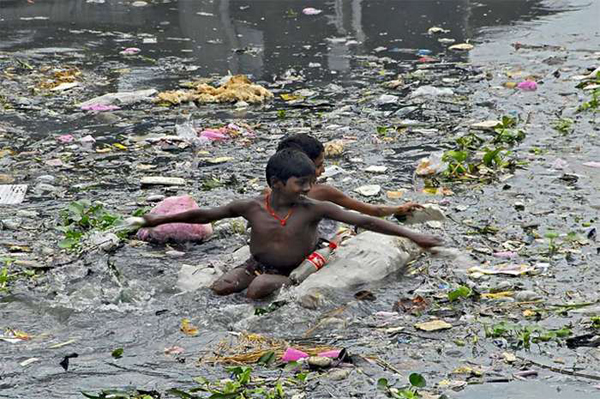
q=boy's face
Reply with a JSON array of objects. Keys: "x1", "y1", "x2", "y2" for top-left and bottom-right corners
[
  {"x1": 313, "y1": 153, "x2": 325, "y2": 177},
  {"x1": 275, "y1": 175, "x2": 314, "y2": 198}
]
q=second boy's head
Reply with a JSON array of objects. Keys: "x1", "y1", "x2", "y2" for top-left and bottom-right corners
[
  {"x1": 266, "y1": 149, "x2": 315, "y2": 196},
  {"x1": 277, "y1": 134, "x2": 325, "y2": 177}
]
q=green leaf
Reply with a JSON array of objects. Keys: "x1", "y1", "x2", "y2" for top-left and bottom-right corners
[
  {"x1": 545, "y1": 231, "x2": 558, "y2": 239},
  {"x1": 377, "y1": 378, "x2": 389, "y2": 390},
  {"x1": 444, "y1": 150, "x2": 468, "y2": 163},
  {"x1": 295, "y1": 372, "x2": 308, "y2": 382},
  {"x1": 448, "y1": 285, "x2": 471, "y2": 302},
  {"x1": 58, "y1": 238, "x2": 78, "y2": 249},
  {"x1": 409, "y1": 372, "x2": 426, "y2": 388},
  {"x1": 111, "y1": 348, "x2": 124, "y2": 359},
  {"x1": 257, "y1": 350, "x2": 275, "y2": 366},
  {"x1": 80, "y1": 392, "x2": 103, "y2": 399},
  {"x1": 208, "y1": 394, "x2": 238, "y2": 399},
  {"x1": 166, "y1": 388, "x2": 198, "y2": 399}
]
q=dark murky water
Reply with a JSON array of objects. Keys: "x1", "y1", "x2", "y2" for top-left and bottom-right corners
[{"x1": 1, "y1": 0, "x2": 599, "y2": 398}]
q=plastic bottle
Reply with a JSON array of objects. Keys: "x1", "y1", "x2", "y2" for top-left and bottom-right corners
[{"x1": 289, "y1": 241, "x2": 338, "y2": 284}]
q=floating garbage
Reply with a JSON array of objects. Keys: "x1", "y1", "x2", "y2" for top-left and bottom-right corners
[
  {"x1": 353, "y1": 185, "x2": 381, "y2": 197},
  {"x1": 79, "y1": 89, "x2": 157, "y2": 108},
  {"x1": 517, "y1": 80, "x2": 538, "y2": 91},
  {"x1": 137, "y1": 195, "x2": 213, "y2": 243},
  {"x1": 156, "y1": 75, "x2": 273, "y2": 105},
  {"x1": 302, "y1": 7, "x2": 322, "y2": 15},
  {"x1": 449, "y1": 43, "x2": 474, "y2": 51},
  {"x1": 119, "y1": 47, "x2": 141, "y2": 55},
  {"x1": 409, "y1": 85, "x2": 454, "y2": 98},
  {"x1": 0, "y1": 185, "x2": 27, "y2": 205}
]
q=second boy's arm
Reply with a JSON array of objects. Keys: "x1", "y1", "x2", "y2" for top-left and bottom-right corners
[
  {"x1": 318, "y1": 201, "x2": 442, "y2": 248},
  {"x1": 314, "y1": 185, "x2": 421, "y2": 217},
  {"x1": 142, "y1": 200, "x2": 248, "y2": 227}
]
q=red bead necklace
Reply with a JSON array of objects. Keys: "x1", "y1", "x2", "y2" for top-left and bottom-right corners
[{"x1": 265, "y1": 194, "x2": 294, "y2": 226}]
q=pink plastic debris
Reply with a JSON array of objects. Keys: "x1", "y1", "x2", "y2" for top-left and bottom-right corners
[
  {"x1": 317, "y1": 350, "x2": 341, "y2": 358},
  {"x1": 583, "y1": 162, "x2": 600, "y2": 169},
  {"x1": 551, "y1": 158, "x2": 568, "y2": 170},
  {"x1": 120, "y1": 47, "x2": 141, "y2": 55},
  {"x1": 281, "y1": 348, "x2": 309, "y2": 362},
  {"x1": 137, "y1": 195, "x2": 213, "y2": 243},
  {"x1": 81, "y1": 104, "x2": 121, "y2": 112},
  {"x1": 517, "y1": 80, "x2": 538, "y2": 91},
  {"x1": 302, "y1": 7, "x2": 322, "y2": 15},
  {"x1": 199, "y1": 128, "x2": 229, "y2": 141},
  {"x1": 57, "y1": 134, "x2": 74, "y2": 143}
]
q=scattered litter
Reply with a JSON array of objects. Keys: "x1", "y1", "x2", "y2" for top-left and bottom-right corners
[
  {"x1": 0, "y1": 185, "x2": 28, "y2": 205},
  {"x1": 19, "y1": 358, "x2": 40, "y2": 367},
  {"x1": 517, "y1": 80, "x2": 538, "y2": 91},
  {"x1": 119, "y1": 47, "x2": 141, "y2": 55},
  {"x1": 428, "y1": 26, "x2": 450, "y2": 34},
  {"x1": 364, "y1": 165, "x2": 388, "y2": 174},
  {"x1": 551, "y1": 158, "x2": 569, "y2": 170},
  {"x1": 180, "y1": 318, "x2": 199, "y2": 336},
  {"x1": 164, "y1": 346, "x2": 185, "y2": 355},
  {"x1": 583, "y1": 162, "x2": 600, "y2": 168},
  {"x1": 323, "y1": 139, "x2": 345, "y2": 158},
  {"x1": 470, "y1": 120, "x2": 501, "y2": 130},
  {"x1": 140, "y1": 177, "x2": 186, "y2": 186},
  {"x1": 376, "y1": 94, "x2": 399, "y2": 105},
  {"x1": 416, "y1": 152, "x2": 447, "y2": 176},
  {"x1": 48, "y1": 339, "x2": 77, "y2": 349},
  {"x1": 156, "y1": 75, "x2": 273, "y2": 105},
  {"x1": 79, "y1": 89, "x2": 157, "y2": 108},
  {"x1": 302, "y1": 7, "x2": 322, "y2": 15},
  {"x1": 468, "y1": 264, "x2": 537, "y2": 277},
  {"x1": 137, "y1": 195, "x2": 212, "y2": 243},
  {"x1": 414, "y1": 320, "x2": 452, "y2": 332},
  {"x1": 449, "y1": 43, "x2": 474, "y2": 51},
  {"x1": 354, "y1": 184, "x2": 381, "y2": 197},
  {"x1": 81, "y1": 104, "x2": 121, "y2": 112},
  {"x1": 409, "y1": 86, "x2": 454, "y2": 98}
]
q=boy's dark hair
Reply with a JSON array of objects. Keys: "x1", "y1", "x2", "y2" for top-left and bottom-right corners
[
  {"x1": 277, "y1": 133, "x2": 324, "y2": 161},
  {"x1": 266, "y1": 149, "x2": 316, "y2": 187}
]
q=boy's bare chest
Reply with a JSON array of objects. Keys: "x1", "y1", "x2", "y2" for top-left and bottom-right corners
[{"x1": 249, "y1": 207, "x2": 316, "y2": 240}]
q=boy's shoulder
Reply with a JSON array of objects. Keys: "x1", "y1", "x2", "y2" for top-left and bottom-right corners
[{"x1": 310, "y1": 183, "x2": 345, "y2": 201}]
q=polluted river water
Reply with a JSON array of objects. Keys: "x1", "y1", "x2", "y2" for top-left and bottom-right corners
[{"x1": 1, "y1": 0, "x2": 600, "y2": 398}]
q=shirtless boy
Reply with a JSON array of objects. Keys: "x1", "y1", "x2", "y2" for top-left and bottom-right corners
[
  {"x1": 276, "y1": 133, "x2": 423, "y2": 218},
  {"x1": 133, "y1": 149, "x2": 442, "y2": 299}
]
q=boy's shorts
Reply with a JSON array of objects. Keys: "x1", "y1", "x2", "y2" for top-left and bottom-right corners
[{"x1": 239, "y1": 256, "x2": 283, "y2": 276}]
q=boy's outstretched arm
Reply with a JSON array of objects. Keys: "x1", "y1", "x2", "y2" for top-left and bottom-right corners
[
  {"x1": 313, "y1": 184, "x2": 422, "y2": 217},
  {"x1": 130, "y1": 200, "x2": 249, "y2": 229},
  {"x1": 318, "y1": 201, "x2": 442, "y2": 248}
]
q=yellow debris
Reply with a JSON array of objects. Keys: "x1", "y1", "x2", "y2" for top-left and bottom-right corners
[{"x1": 156, "y1": 75, "x2": 273, "y2": 106}]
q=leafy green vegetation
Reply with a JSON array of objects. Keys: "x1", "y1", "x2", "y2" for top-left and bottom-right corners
[
  {"x1": 168, "y1": 366, "x2": 306, "y2": 399},
  {"x1": 577, "y1": 88, "x2": 600, "y2": 112},
  {"x1": 57, "y1": 199, "x2": 125, "y2": 252},
  {"x1": 377, "y1": 372, "x2": 429, "y2": 399},
  {"x1": 484, "y1": 321, "x2": 571, "y2": 349},
  {"x1": 551, "y1": 118, "x2": 574, "y2": 135},
  {"x1": 448, "y1": 285, "x2": 472, "y2": 302},
  {"x1": 440, "y1": 115, "x2": 525, "y2": 182}
]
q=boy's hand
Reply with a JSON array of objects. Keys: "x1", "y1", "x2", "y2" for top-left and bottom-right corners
[
  {"x1": 123, "y1": 216, "x2": 147, "y2": 230},
  {"x1": 395, "y1": 202, "x2": 423, "y2": 216},
  {"x1": 411, "y1": 233, "x2": 443, "y2": 249}
]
